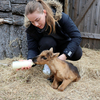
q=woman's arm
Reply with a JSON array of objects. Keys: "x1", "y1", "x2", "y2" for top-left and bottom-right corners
[
  {"x1": 27, "y1": 33, "x2": 39, "y2": 59},
  {"x1": 58, "y1": 12, "x2": 82, "y2": 58}
]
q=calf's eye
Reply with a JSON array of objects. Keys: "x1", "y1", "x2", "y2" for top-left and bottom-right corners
[{"x1": 41, "y1": 56, "x2": 47, "y2": 60}]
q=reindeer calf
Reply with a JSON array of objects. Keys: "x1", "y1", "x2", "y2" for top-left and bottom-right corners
[{"x1": 32, "y1": 48, "x2": 80, "y2": 91}]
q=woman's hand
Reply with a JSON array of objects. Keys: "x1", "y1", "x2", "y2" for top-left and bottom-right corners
[
  {"x1": 17, "y1": 59, "x2": 32, "y2": 71},
  {"x1": 58, "y1": 54, "x2": 67, "y2": 61}
]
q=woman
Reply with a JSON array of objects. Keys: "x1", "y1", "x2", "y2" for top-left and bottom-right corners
[{"x1": 21, "y1": 0, "x2": 82, "y2": 74}]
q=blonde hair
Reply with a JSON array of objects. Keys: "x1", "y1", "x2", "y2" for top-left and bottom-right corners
[{"x1": 25, "y1": 0, "x2": 55, "y2": 34}]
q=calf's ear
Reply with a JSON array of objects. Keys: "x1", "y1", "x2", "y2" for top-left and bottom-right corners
[
  {"x1": 49, "y1": 47, "x2": 53, "y2": 52},
  {"x1": 53, "y1": 53, "x2": 60, "y2": 58}
]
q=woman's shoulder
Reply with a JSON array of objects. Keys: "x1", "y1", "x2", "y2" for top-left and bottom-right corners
[{"x1": 57, "y1": 12, "x2": 69, "y2": 25}]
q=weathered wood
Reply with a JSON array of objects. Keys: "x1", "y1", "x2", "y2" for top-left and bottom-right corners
[
  {"x1": 80, "y1": 32, "x2": 100, "y2": 49},
  {"x1": 71, "y1": 0, "x2": 100, "y2": 34},
  {"x1": 74, "y1": 0, "x2": 78, "y2": 21},
  {"x1": 71, "y1": 0, "x2": 75, "y2": 21},
  {"x1": 94, "y1": 0, "x2": 99, "y2": 33},
  {"x1": 97, "y1": 1, "x2": 100, "y2": 33},
  {"x1": 64, "y1": 0, "x2": 69, "y2": 14},
  {"x1": 82, "y1": 0, "x2": 88, "y2": 32},
  {"x1": 90, "y1": 1, "x2": 95, "y2": 33},
  {"x1": 69, "y1": 0, "x2": 73, "y2": 18},
  {"x1": 81, "y1": 32, "x2": 100, "y2": 40},
  {"x1": 80, "y1": 38, "x2": 100, "y2": 49},
  {"x1": 80, "y1": 38, "x2": 90, "y2": 48},
  {"x1": 74, "y1": 0, "x2": 95, "y2": 27}
]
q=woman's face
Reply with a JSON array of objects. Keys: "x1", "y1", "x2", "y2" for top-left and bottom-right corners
[{"x1": 27, "y1": 10, "x2": 46, "y2": 29}]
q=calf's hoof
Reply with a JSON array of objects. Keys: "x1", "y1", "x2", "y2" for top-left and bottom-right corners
[
  {"x1": 58, "y1": 87, "x2": 64, "y2": 91},
  {"x1": 51, "y1": 84, "x2": 58, "y2": 89}
]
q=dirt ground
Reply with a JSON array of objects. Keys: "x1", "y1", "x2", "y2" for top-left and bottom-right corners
[{"x1": 0, "y1": 48, "x2": 100, "y2": 100}]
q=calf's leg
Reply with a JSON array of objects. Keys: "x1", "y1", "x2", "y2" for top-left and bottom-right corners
[
  {"x1": 58, "y1": 78, "x2": 74, "y2": 91},
  {"x1": 51, "y1": 76, "x2": 59, "y2": 89}
]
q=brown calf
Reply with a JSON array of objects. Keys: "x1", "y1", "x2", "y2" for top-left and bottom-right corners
[{"x1": 32, "y1": 48, "x2": 80, "y2": 91}]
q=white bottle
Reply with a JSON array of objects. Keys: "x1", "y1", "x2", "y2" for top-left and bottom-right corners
[
  {"x1": 43, "y1": 64, "x2": 51, "y2": 75},
  {"x1": 12, "y1": 60, "x2": 34, "y2": 69}
]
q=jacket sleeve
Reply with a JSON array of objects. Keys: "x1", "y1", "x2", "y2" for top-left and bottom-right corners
[
  {"x1": 58, "y1": 12, "x2": 82, "y2": 58},
  {"x1": 27, "y1": 33, "x2": 39, "y2": 59}
]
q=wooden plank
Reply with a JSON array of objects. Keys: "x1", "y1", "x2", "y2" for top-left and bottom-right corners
[
  {"x1": 77, "y1": 0, "x2": 80, "y2": 17},
  {"x1": 86, "y1": 0, "x2": 92, "y2": 32},
  {"x1": 79, "y1": 0, "x2": 82, "y2": 15},
  {"x1": 93, "y1": 40, "x2": 100, "y2": 49},
  {"x1": 81, "y1": 32, "x2": 100, "y2": 40},
  {"x1": 94, "y1": 0, "x2": 99, "y2": 33},
  {"x1": 80, "y1": 38, "x2": 90, "y2": 48},
  {"x1": 80, "y1": 38, "x2": 100, "y2": 49},
  {"x1": 69, "y1": 0, "x2": 73, "y2": 18},
  {"x1": 81, "y1": 0, "x2": 87, "y2": 32},
  {"x1": 88, "y1": 0, "x2": 93, "y2": 32},
  {"x1": 89, "y1": 39, "x2": 93, "y2": 49},
  {"x1": 78, "y1": 0, "x2": 84, "y2": 31},
  {"x1": 90, "y1": 0, "x2": 95, "y2": 33},
  {"x1": 74, "y1": 0, "x2": 78, "y2": 21},
  {"x1": 84, "y1": 1, "x2": 92, "y2": 32},
  {"x1": 64, "y1": 0, "x2": 69, "y2": 14},
  {"x1": 72, "y1": 0, "x2": 75, "y2": 20},
  {"x1": 97, "y1": 1, "x2": 100, "y2": 33},
  {"x1": 74, "y1": 0, "x2": 95, "y2": 27}
]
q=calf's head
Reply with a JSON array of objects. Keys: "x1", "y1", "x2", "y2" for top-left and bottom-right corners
[{"x1": 32, "y1": 48, "x2": 59, "y2": 65}]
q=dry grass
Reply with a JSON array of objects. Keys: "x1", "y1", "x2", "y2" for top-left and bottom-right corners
[{"x1": 0, "y1": 48, "x2": 100, "y2": 100}]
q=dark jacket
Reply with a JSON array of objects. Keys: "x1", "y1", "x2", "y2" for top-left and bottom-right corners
[{"x1": 24, "y1": 1, "x2": 82, "y2": 59}]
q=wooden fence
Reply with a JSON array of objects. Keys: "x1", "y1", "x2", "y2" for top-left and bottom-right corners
[{"x1": 63, "y1": 0, "x2": 100, "y2": 49}]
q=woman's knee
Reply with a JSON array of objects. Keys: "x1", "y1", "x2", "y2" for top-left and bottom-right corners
[
  {"x1": 68, "y1": 46, "x2": 82, "y2": 61},
  {"x1": 39, "y1": 36, "x2": 57, "y2": 52}
]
